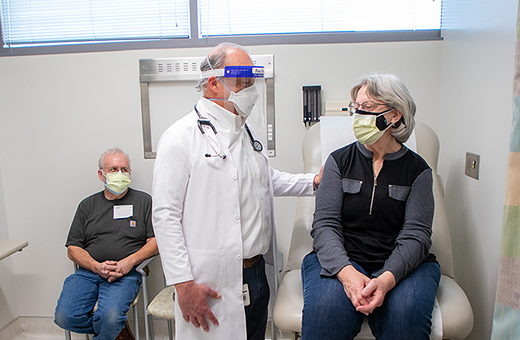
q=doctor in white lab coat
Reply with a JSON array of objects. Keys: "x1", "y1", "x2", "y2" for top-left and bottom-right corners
[{"x1": 152, "y1": 43, "x2": 321, "y2": 340}]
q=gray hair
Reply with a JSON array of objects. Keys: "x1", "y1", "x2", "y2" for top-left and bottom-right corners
[
  {"x1": 350, "y1": 74, "x2": 416, "y2": 143},
  {"x1": 195, "y1": 42, "x2": 252, "y2": 92},
  {"x1": 98, "y1": 148, "x2": 131, "y2": 169}
]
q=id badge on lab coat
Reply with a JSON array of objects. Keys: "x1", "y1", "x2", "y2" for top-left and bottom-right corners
[{"x1": 242, "y1": 284, "x2": 250, "y2": 306}]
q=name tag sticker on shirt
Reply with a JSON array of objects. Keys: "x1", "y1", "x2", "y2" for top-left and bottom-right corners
[{"x1": 113, "y1": 205, "x2": 133, "y2": 219}]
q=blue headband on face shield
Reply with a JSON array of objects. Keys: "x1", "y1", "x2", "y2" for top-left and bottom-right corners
[
  {"x1": 201, "y1": 65, "x2": 265, "y2": 79},
  {"x1": 224, "y1": 65, "x2": 264, "y2": 78}
]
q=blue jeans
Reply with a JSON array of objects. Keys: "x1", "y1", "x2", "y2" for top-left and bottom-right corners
[
  {"x1": 243, "y1": 256, "x2": 270, "y2": 340},
  {"x1": 301, "y1": 253, "x2": 440, "y2": 340},
  {"x1": 54, "y1": 268, "x2": 142, "y2": 340}
]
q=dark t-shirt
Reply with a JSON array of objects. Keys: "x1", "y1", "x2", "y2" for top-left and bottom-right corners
[{"x1": 66, "y1": 188, "x2": 154, "y2": 262}]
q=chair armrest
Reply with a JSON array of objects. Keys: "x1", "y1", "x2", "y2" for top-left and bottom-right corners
[
  {"x1": 273, "y1": 269, "x2": 304, "y2": 332},
  {"x1": 437, "y1": 275, "x2": 474, "y2": 339},
  {"x1": 136, "y1": 254, "x2": 159, "y2": 277}
]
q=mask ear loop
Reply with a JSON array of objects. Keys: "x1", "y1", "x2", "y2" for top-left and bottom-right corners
[
  {"x1": 206, "y1": 54, "x2": 214, "y2": 71},
  {"x1": 205, "y1": 55, "x2": 235, "y2": 101},
  {"x1": 216, "y1": 77, "x2": 233, "y2": 94},
  {"x1": 394, "y1": 116, "x2": 405, "y2": 128},
  {"x1": 388, "y1": 108, "x2": 406, "y2": 128}
]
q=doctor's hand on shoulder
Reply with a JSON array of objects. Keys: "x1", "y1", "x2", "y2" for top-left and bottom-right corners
[
  {"x1": 175, "y1": 280, "x2": 222, "y2": 332},
  {"x1": 313, "y1": 164, "x2": 325, "y2": 190}
]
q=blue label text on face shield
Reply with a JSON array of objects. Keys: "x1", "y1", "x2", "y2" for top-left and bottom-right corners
[{"x1": 224, "y1": 65, "x2": 265, "y2": 78}]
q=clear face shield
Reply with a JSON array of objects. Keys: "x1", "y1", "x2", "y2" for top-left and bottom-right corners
[{"x1": 202, "y1": 65, "x2": 266, "y2": 124}]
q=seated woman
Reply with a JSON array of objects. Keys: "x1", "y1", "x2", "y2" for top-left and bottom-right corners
[{"x1": 301, "y1": 74, "x2": 440, "y2": 340}]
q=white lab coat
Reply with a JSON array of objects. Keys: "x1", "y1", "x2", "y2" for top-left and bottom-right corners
[{"x1": 152, "y1": 98, "x2": 314, "y2": 340}]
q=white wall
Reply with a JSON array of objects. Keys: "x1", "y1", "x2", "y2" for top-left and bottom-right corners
[
  {"x1": 0, "y1": 165, "x2": 20, "y2": 330},
  {"x1": 439, "y1": 0, "x2": 518, "y2": 338},
  {"x1": 0, "y1": 41, "x2": 442, "y2": 323},
  {"x1": 0, "y1": 0, "x2": 517, "y2": 337}
]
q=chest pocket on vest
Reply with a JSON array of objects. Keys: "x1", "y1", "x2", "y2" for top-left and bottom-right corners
[
  {"x1": 342, "y1": 178, "x2": 363, "y2": 194},
  {"x1": 388, "y1": 184, "x2": 411, "y2": 201}
]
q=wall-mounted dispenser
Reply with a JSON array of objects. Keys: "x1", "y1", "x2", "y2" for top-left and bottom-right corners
[{"x1": 302, "y1": 85, "x2": 321, "y2": 126}]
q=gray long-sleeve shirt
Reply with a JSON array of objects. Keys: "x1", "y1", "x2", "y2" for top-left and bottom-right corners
[{"x1": 311, "y1": 142, "x2": 436, "y2": 284}]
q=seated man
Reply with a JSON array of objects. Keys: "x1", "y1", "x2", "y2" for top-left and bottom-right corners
[{"x1": 55, "y1": 148, "x2": 158, "y2": 340}]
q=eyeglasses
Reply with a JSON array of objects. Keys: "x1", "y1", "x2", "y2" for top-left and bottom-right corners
[
  {"x1": 219, "y1": 76, "x2": 256, "y2": 91},
  {"x1": 349, "y1": 100, "x2": 389, "y2": 114},
  {"x1": 102, "y1": 166, "x2": 130, "y2": 174}
]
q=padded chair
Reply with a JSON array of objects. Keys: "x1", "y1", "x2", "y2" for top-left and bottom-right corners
[
  {"x1": 64, "y1": 254, "x2": 158, "y2": 340},
  {"x1": 144, "y1": 284, "x2": 175, "y2": 340},
  {"x1": 272, "y1": 121, "x2": 474, "y2": 340}
]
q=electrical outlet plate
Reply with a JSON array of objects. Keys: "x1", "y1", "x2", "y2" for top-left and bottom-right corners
[{"x1": 465, "y1": 152, "x2": 480, "y2": 180}]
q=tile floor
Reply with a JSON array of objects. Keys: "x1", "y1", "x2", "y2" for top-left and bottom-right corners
[{"x1": 0, "y1": 317, "x2": 294, "y2": 340}]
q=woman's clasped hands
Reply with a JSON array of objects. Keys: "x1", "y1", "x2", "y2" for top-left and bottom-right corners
[{"x1": 337, "y1": 265, "x2": 396, "y2": 316}]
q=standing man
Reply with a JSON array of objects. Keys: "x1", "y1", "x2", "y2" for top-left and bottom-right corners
[
  {"x1": 152, "y1": 43, "x2": 321, "y2": 340},
  {"x1": 55, "y1": 148, "x2": 158, "y2": 340}
]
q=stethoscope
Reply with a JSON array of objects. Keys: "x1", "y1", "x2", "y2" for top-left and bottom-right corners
[{"x1": 194, "y1": 104, "x2": 263, "y2": 159}]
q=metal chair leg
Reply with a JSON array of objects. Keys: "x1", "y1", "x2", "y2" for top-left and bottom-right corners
[
  {"x1": 136, "y1": 255, "x2": 157, "y2": 340},
  {"x1": 147, "y1": 314, "x2": 155, "y2": 340},
  {"x1": 142, "y1": 276, "x2": 151, "y2": 340},
  {"x1": 65, "y1": 329, "x2": 91, "y2": 339},
  {"x1": 271, "y1": 319, "x2": 278, "y2": 340},
  {"x1": 167, "y1": 319, "x2": 174, "y2": 340},
  {"x1": 133, "y1": 302, "x2": 139, "y2": 340}
]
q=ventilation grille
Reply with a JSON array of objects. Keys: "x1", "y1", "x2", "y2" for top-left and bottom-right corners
[{"x1": 140, "y1": 55, "x2": 274, "y2": 83}]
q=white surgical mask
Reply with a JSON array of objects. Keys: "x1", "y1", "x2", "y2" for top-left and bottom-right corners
[
  {"x1": 213, "y1": 77, "x2": 259, "y2": 118},
  {"x1": 352, "y1": 110, "x2": 392, "y2": 145},
  {"x1": 103, "y1": 171, "x2": 131, "y2": 195},
  {"x1": 228, "y1": 84, "x2": 259, "y2": 118}
]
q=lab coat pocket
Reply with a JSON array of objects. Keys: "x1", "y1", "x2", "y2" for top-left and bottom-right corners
[
  {"x1": 188, "y1": 248, "x2": 227, "y2": 293},
  {"x1": 342, "y1": 178, "x2": 363, "y2": 194},
  {"x1": 388, "y1": 184, "x2": 411, "y2": 202}
]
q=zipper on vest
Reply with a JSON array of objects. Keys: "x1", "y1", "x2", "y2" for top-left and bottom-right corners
[{"x1": 369, "y1": 177, "x2": 377, "y2": 215}]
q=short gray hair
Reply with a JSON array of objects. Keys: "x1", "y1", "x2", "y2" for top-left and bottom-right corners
[
  {"x1": 350, "y1": 73, "x2": 416, "y2": 143},
  {"x1": 98, "y1": 148, "x2": 131, "y2": 169},
  {"x1": 195, "y1": 42, "x2": 252, "y2": 92}
]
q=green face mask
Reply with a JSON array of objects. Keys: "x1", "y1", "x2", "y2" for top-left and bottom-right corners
[{"x1": 103, "y1": 171, "x2": 131, "y2": 195}]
